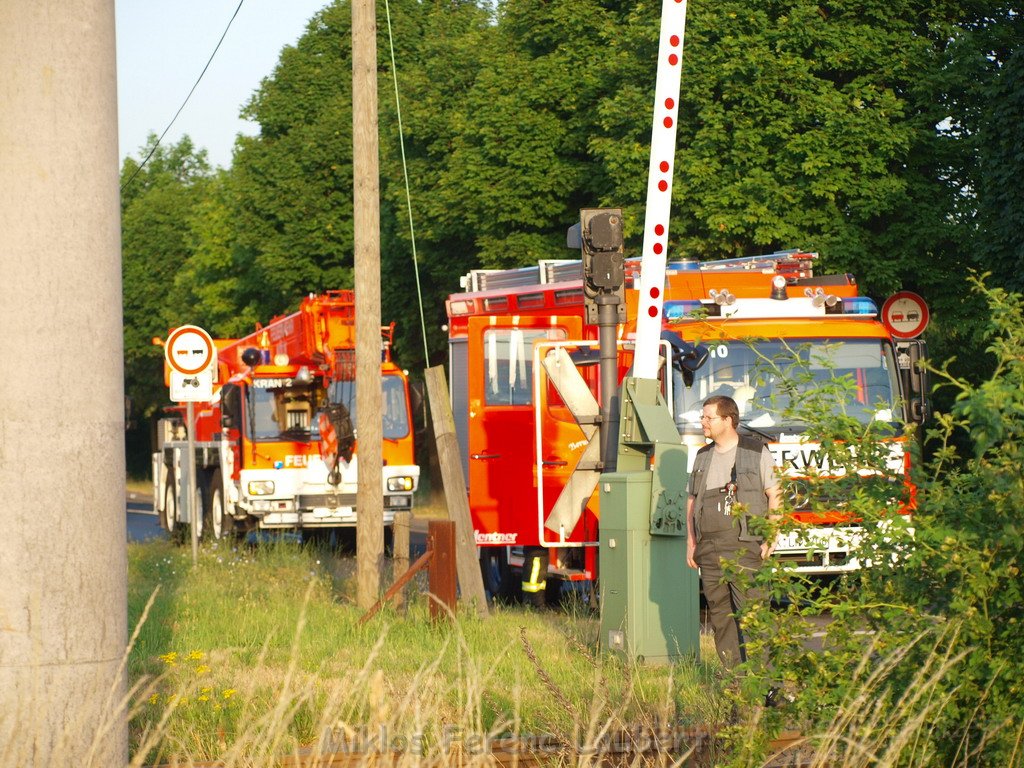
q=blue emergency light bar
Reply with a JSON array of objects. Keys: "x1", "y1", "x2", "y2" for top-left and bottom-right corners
[
  {"x1": 663, "y1": 301, "x2": 713, "y2": 323},
  {"x1": 663, "y1": 296, "x2": 878, "y2": 323},
  {"x1": 834, "y1": 297, "x2": 878, "y2": 315}
]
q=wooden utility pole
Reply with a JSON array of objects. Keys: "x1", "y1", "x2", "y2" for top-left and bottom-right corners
[
  {"x1": 425, "y1": 366, "x2": 490, "y2": 617},
  {"x1": 0, "y1": 0, "x2": 127, "y2": 762},
  {"x1": 352, "y1": 0, "x2": 384, "y2": 610}
]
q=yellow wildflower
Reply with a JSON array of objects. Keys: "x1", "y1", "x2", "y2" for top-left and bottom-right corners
[
  {"x1": 222, "y1": 689, "x2": 236, "y2": 700},
  {"x1": 195, "y1": 664, "x2": 211, "y2": 675},
  {"x1": 158, "y1": 652, "x2": 178, "y2": 666},
  {"x1": 198, "y1": 695, "x2": 210, "y2": 702},
  {"x1": 188, "y1": 650, "x2": 205, "y2": 661},
  {"x1": 148, "y1": 693, "x2": 159, "y2": 705}
]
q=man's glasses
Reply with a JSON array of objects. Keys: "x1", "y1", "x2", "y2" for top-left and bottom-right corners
[{"x1": 700, "y1": 414, "x2": 724, "y2": 422}]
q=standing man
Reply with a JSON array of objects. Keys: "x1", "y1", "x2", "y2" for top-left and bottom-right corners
[{"x1": 686, "y1": 395, "x2": 781, "y2": 669}]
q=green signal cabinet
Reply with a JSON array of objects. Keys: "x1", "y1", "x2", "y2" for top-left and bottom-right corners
[{"x1": 599, "y1": 471, "x2": 700, "y2": 664}]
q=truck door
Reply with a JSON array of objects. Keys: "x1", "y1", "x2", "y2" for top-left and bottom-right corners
[{"x1": 466, "y1": 315, "x2": 582, "y2": 548}]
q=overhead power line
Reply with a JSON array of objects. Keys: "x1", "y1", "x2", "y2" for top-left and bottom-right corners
[{"x1": 120, "y1": 0, "x2": 246, "y2": 192}]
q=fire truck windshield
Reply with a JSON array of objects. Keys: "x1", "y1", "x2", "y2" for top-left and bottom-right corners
[
  {"x1": 327, "y1": 375, "x2": 410, "y2": 440},
  {"x1": 247, "y1": 375, "x2": 410, "y2": 441},
  {"x1": 672, "y1": 338, "x2": 901, "y2": 433},
  {"x1": 248, "y1": 383, "x2": 322, "y2": 441}
]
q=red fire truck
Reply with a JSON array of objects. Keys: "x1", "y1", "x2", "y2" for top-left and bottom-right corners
[
  {"x1": 445, "y1": 252, "x2": 927, "y2": 600},
  {"x1": 153, "y1": 290, "x2": 419, "y2": 540}
]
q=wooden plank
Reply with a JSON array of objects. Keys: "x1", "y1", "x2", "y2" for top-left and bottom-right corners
[
  {"x1": 424, "y1": 365, "x2": 490, "y2": 617},
  {"x1": 392, "y1": 510, "x2": 410, "y2": 610},
  {"x1": 358, "y1": 549, "x2": 433, "y2": 626}
]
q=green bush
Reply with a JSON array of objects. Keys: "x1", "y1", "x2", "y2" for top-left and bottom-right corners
[{"x1": 723, "y1": 279, "x2": 1024, "y2": 766}]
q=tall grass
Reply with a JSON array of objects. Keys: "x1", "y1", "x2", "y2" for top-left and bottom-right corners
[
  {"x1": 126, "y1": 538, "x2": 723, "y2": 765},
  {"x1": 9, "y1": 535, "x2": 1009, "y2": 766}
]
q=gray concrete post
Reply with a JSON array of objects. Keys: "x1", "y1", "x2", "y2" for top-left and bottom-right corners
[{"x1": 0, "y1": 1, "x2": 128, "y2": 765}]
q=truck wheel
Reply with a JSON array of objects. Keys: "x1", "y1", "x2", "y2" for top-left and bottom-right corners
[
  {"x1": 163, "y1": 478, "x2": 186, "y2": 544},
  {"x1": 208, "y1": 470, "x2": 234, "y2": 540},
  {"x1": 162, "y1": 477, "x2": 177, "y2": 534},
  {"x1": 480, "y1": 548, "x2": 517, "y2": 605}
]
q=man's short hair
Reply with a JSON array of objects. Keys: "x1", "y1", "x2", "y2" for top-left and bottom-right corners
[{"x1": 704, "y1": 395, "x2": 739, "y2": 428}]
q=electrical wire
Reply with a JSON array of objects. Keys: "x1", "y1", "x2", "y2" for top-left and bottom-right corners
[
  {"x1": 383, "y1": 0, "x2": 431, "y2": 366},
  {"x1": 120, "y1": 0, "x2": 246, "y2": 192}
]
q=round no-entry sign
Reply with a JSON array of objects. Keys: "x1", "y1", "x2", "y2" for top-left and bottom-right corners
[
  {"x1": 165, "y1": 325, "x2": 215, "y2": 376},
  {"x1": 881, "y1": 291, "x2": 930, "y2": 339}
]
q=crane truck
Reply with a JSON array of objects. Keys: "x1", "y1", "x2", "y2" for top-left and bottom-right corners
[{"x1": 153, "y1": 290, "x2": 420, "y2": 540}]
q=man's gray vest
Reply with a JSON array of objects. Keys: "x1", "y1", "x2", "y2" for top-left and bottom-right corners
[{"x1": 691, "y1": 435, "x2": 769, "y2": 543}]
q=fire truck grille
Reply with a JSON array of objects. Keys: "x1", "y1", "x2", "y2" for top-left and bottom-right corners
[{"x1": 299, "y1": 493, "x2": 357, "y2": 510}]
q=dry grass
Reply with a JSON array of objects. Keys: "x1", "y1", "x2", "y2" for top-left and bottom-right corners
[
  {"x1": 11, "y1": 534, "x2": 1006, "y2": 767},
  {"x1": 115, "y1": 538, "x2": 726, "y2": 766}
]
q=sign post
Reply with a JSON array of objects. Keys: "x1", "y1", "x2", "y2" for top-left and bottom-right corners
[{"x1": 165, "y1": 325, "x2": 216, "y2": 565}]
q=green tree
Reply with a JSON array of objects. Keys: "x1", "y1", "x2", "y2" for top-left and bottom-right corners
[
  {"x1": 121, "y1": 136, "x2": 217, "y2": 474},
  {"x1": 593, "y1": 2, "x2": 967, "y2": 290},
  {"x1": 175, "y1": 169, "x2": 258, "y2": 338},
  {"x1": 230, "y1": 0, "x2": 498, "y2": 370},
  {"x1": 948, "y1": 5, "x2": 1024, "y2": 291},
  {"x1": 230, "y1": 1, "x2": 357, "y2": 318}
]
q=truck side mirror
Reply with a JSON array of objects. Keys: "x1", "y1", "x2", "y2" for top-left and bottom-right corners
[
  {"x1": 661, "y1": 331, "x2": 709, "y2": 387},
  {"x1": 408, "y1": 379, "x2": 427, "y2": 436},
  {"x1": 221, "y1": 383, "x2": 242, "y2": 429},
  {"x1": 898, "y1": 340, "x2": 930, "y2": 424}
]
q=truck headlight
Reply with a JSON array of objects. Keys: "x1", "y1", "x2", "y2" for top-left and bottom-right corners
[
  {"x1": 248, "y1": 480, "x2": 275, "y2": 496},
  {"x1": 387, "y1": 476, "x2": 414, "y2": 492}
]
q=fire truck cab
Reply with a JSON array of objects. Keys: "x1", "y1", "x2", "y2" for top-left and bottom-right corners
[{"x1": 153, "y1": 291, "x2": 420, "y2": 540}]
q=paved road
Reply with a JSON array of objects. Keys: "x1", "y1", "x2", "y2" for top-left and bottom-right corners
[
  {"x1": 127, "y1": 494, "x2": 163, "y2": 543},
  {"x1": 126, "y1": 494, "x2": 428, "y2": 555}
]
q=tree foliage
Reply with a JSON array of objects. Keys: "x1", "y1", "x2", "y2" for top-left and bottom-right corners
[
  {"x1": 121, "y1": 136, "x2": 214, "y2": 424},
  {"x1": 121, "y1": 0, "x2": 1022, "y2": 464}
]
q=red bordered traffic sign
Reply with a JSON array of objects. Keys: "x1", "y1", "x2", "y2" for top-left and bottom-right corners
[
  {"x1": 165, "y1": 325, "x2": 215, "y2": 376},
  {"x1": 881, "y1": 291, "x2": 930, "y2": 339}
]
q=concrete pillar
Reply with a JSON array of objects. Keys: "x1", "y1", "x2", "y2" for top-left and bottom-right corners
[{"x1": 0, "y1": 1, "x2": 128, "y2": 765}]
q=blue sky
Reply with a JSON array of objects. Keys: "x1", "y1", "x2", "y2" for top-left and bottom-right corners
[{"x1": 116, "y1": 0, "x2": 329, "y2": 169}]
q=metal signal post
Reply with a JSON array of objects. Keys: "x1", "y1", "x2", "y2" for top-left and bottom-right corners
[{"x1": 580, "y1": 208, "x2": 626, "y2": 471}]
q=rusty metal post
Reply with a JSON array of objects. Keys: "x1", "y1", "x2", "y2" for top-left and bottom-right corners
[
  {"x1": 392, "y1": 511, "x2": 410, "y2": 609},
  {"x1": 428, "y1": 520, "x2": 457, "y2": 621}
]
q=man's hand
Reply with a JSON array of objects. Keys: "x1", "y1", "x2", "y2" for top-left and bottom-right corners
[
  {"x1": 686, "y1": 537, "x2": 697, "y2": 569},
  {"x1": 760, "y1": 538, "x2": 777, "y2": 560}
]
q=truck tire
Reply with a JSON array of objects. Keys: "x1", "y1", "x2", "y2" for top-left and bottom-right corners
[
  {"x1": 480, "y1": 548, "x2": 517, "y2": 605},
  {"x1": 208, "y1": 470, "x2": 234, "y2": 540},
  {"x1": 192, "y1": 481, "x2": 207, "y2": 541},
  {"x1": 163, "y1": 477, "x2": 185, "y2": 544},
  {"x1": 161, "y1": 476, "x2": 175, "y2": 532}
]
